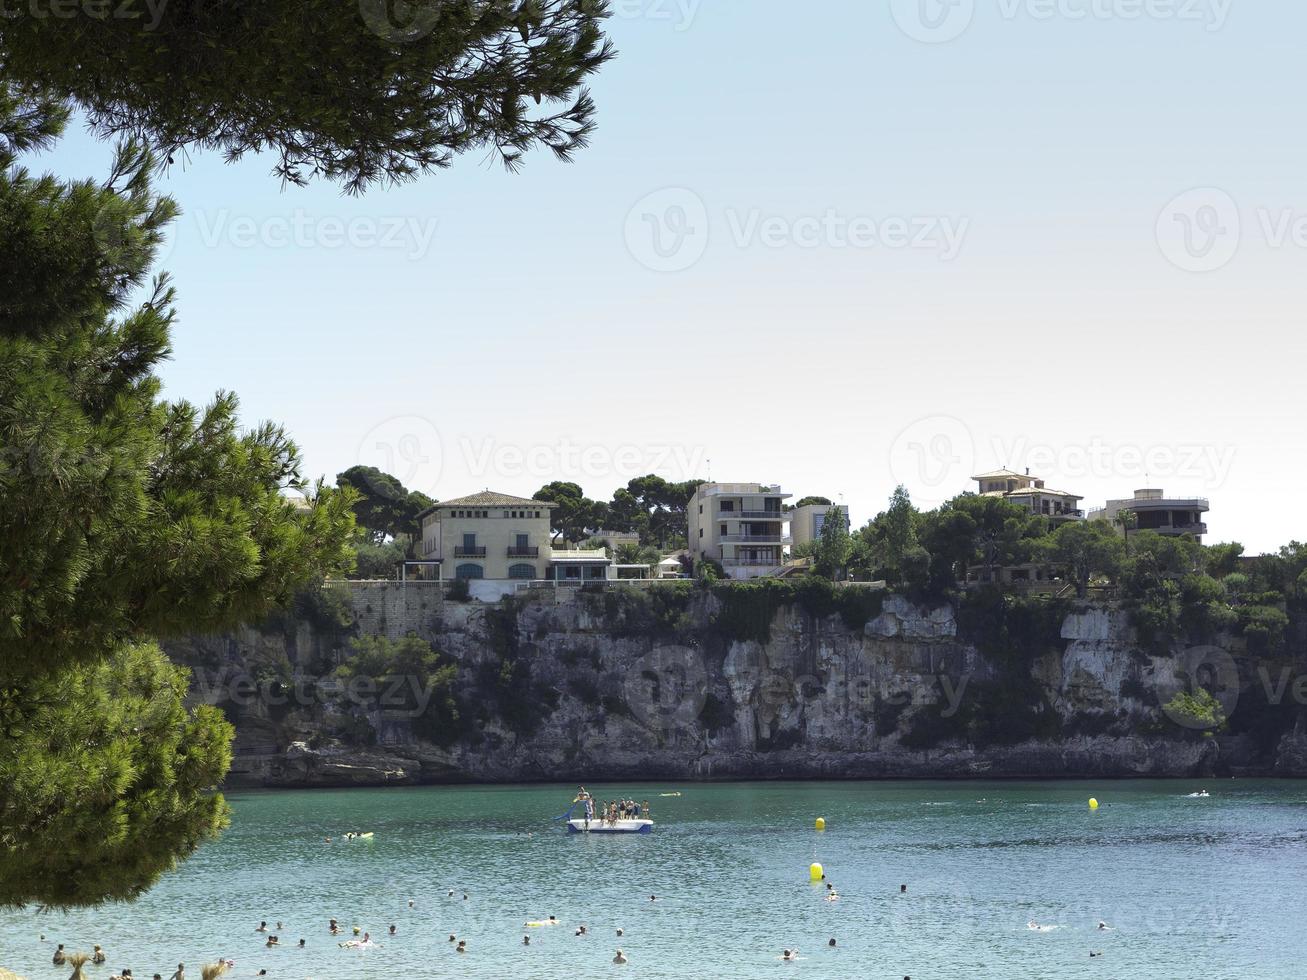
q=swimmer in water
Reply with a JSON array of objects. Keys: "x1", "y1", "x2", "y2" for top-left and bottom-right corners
[
  {"x1": 828, "y1": 938, "x2": 837, "y2": 947},
  {"x1": 613, "y1": 949, "x2": 629, "y2": 964},
  {"x1": 456, "y1": 940, "x2": 467, "y2": 954},
  {"x1": 781, "y1": 949, "x2": 798, "y2": 961},
  {"x1": 297, "y1": 939, "x2": 305, "y2": 948},
  {"x1": 523, "y1": 936, "x2": 530, "y2": 946},
  {"x1": 388, "y1": 925, "x2": 396, "y2": 936},
  {"x1": 167, "y1": 963, "x2": 184, "y2": 980},
  {"x1": 616, "y1": 928, "x2": 624, "y2": 937},
  {"x1": 449, "y1": 934, "x2": 457, "y2": 943},
  {"x1": 93, "y1": 946, "x2": 106, "y2": 964},
  {"x1": 1097, "y1": 921, "x2": 1111, "y2": 931},
  {"x1": 52, "y1": 946, "x2": 66, "y2": 965},
  {"x1": 900, "y1": 884, "x2": 907, "y2": 894},
  {"x1": 255, "y1": 921, "x2": 268, "y2": 933}
]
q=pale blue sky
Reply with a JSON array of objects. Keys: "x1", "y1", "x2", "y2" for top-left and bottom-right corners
[{"x1": 41, "y1": 0, "x2": 1307, "y2": 551}]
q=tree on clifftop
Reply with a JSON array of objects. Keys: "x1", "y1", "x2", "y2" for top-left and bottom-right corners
[
  {"x1": 0, "y1": 0, "x2": 615, "y2": 192},
  {"x1": 0, "y1": 85, "x2": 356, "y2": 907},
  {"x1": 336, "y1": 465, "x2": 434, "y2": 544}
]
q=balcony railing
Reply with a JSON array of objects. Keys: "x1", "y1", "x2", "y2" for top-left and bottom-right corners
[
  {"x1": 507, "y1": 546, "x2": 540, "y2": 557},
  {"x1": 454, "y1": 546, "x2": 487, "y2": 557},
  {"x1": 721, "y1": 534, "x2": 784, "y2": 543},
  {"x1": 722, "y1": 557, "x2": 784, "y2": 566},
  {"x1": 720, "y1": 510, "x2": 785, "y2": 520}
]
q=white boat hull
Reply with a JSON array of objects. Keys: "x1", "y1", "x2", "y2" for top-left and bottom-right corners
[{"x1": 567, "y1": 818, "x2": 653, "y2": 834}]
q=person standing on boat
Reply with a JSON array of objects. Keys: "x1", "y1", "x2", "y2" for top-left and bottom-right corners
[{"x1": 641, "y1": 800, "x2": 650, "y2": 819}]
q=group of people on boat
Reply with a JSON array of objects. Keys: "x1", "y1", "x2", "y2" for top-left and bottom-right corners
[{"x1": 574, "y1": 788, "x2": 650, "y2": 824}]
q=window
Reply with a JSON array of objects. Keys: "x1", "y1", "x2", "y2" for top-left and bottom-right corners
[
  {"x1": 463, "y1": 533, "x2": 477, "y2": 550},
  {"x1": 516, "y1": 533, "x2": 529, "y2": 549},
  {"x1": 720, "y1": 501, "x2": 733, "y2": 512},
  {"x1": 455, "y1": 563, "x2": 483, "y2": 580},
  {"x1": 508, "y1": 563, "x2": 535, "y2": 579}
]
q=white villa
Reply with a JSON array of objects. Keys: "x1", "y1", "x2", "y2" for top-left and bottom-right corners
[{"x1": 688, "y1": 482, "x2": 791, "y2": 579}]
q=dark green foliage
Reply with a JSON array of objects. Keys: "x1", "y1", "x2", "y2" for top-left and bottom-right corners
[
  {"x1": 534, "y1": 481, "x2": 605, "y2": 544},
  {"x1": 0, "y1": 90, "x2": 355, "y2": 907},
  {"x1": 793, "y1": 496, "x2": 832, "y2": 508},
  {"x1": 446, "y1": 578, "x2": 472, "y2": 602},
  {"x1": 336, "y1": 465, "x2": 433, "y2": 544},
  {"x1": 1035, "y1": 520, "x2": 1125, "y2": 598},
  {"x1": 711, "y1": 579, "x2": 886, "y2": 643},
  {"x1": 477, "y1": 603, "x2": 556, "y2": 736},
  {"x1": 0, "y1": 643, "x2": 234, "y2": 908},
  {"x1": 336, "y1": 634, "x2": 460, "y2": 745},
  {"x1": 957, "y1": 590, "x2": 1072, "y2": 671},
  {"x1": 0, "y1": 0, "x2": 615, "y2": 193},
  {"x1": 348, "y1": 538, "x2": 407, "y2": 580},
  {"x1": 711, "y1": 579, "x2": 794, "y2": 644},
  {"x1": 590, "y1": 583, "x2": 694, "y2": 638}
]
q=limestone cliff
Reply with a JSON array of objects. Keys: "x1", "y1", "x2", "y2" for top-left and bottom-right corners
[{"x1": 163, "y1": 582, "x2": 1307, "y2": 787}]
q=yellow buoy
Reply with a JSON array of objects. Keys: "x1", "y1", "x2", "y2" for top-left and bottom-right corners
[
  {"x1": 809, "y1": 862, "x2": 824, "y2": 882},
  {"x1": 1088, "y1": 798, "x2": 1099, "y2": 810},
  {"x1": 815, "y1": 817, "x2": 826, "y2": 831}
]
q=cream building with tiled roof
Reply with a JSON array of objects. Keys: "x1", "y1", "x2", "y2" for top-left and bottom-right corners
[
  {"x1": 417, "y1": 491, "x2": 557, "y2": 581},
  {"x1": 972, "y1": 469, "x2": 1084, "y2": 523}
]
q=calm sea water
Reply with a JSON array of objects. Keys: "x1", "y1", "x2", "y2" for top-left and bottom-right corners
[{"x1": 4, "y1": 780, "x2": 1307, "y2": 979}]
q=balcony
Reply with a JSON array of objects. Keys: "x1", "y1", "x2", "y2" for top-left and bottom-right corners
[
  {"x1": 721, "y1": 510, "x2": 785, "y2": 520},
  {"x1": 720, "y1": 534, "x2": 786, "y2": 543},
  {"x1": 507, "y1": 546, "x2": 540, "y2": 557},
  {"x1": 454, "y1": 546, "x2": 487, "y2": 557},
  {"x1": 722, "y1": 557, "x2": 784, "y2": 566}
]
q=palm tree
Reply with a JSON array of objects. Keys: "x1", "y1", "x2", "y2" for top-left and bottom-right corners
[
  {"x1": 65, "y1": 954, "x2": 89, "y2": 980},
  {"x1": 201, "y1": 963, "x2": 229, "y2": 980},
  {"x1": 1114, "y1": 509, "x2": 1138, "y2": 552}
]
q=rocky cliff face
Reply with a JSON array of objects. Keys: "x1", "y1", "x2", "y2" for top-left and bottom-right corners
[{"x1": 164, "y1": 583, "x2": 1307, "y2": 788}]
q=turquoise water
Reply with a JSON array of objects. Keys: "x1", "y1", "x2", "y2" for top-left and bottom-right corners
[{"x1": 5, "y1": 780, "x2": 1307, "y2": 978}]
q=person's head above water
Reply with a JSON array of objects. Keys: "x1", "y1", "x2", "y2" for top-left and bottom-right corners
[{"x1": 828, "y1": 938, "x2": 837, "y2": 947}]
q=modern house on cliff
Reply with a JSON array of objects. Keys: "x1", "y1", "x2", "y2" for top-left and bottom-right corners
[
  {"x1": 1089, "y1": 489, "x2": 1210, "y2": 542},
  {"x1": 688, "y1": 482, "x2": 792, "y2": 579}
]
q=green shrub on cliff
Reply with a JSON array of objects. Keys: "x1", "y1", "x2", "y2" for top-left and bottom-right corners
[
  {"x1": 711, "y1": 579, "x2": 885, "y2": 644},
  {"x1": 1162, "y1": 689, "x2": 1225, "y2": 732}
]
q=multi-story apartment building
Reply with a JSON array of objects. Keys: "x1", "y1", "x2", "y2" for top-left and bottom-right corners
[
  {"x1": 789, "y1": 503, "x2": 851, "y2": 551},
  {"x1": 1089, "y1": 489, "x2": 1210, "y2": 542},
  {"x1": 688, "y1": 483, "x2": 791, "y2": 579},
  {"x1": 973, "y1": 468, "x2": 1084, "y2": 523}
]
